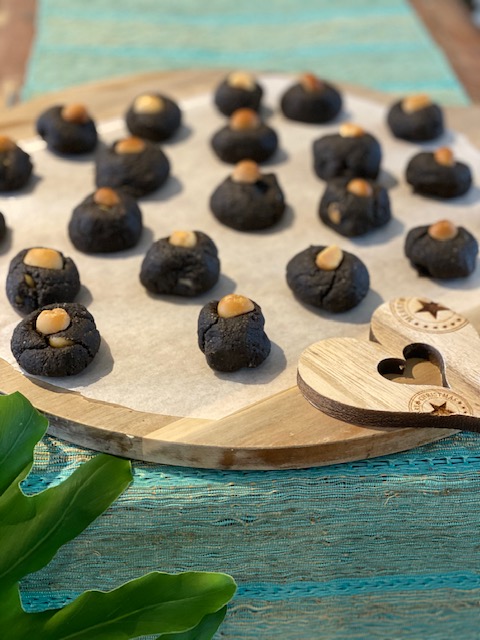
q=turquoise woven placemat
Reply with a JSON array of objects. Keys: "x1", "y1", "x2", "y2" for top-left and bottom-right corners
[
  {"x1": 20, "y1": 432, "x2": 480, "y2": 639},
  {"x1": 18, "y1": 1, "x2": 479, "y2": 638},
  {"x1": 24, "y1": 0, "x2": 468, "y2": 105}
]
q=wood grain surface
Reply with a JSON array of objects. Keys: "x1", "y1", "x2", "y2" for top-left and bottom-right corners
[
  {"x1": 0, "y1": 70, "x2": 475, "y2": 470},
  {"x1": 298, "y1": 297, "x2": 480, "y2": 432}
]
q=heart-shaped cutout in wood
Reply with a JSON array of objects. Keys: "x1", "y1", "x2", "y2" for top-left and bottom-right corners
[
  {"x1": 298, "y1": 297, "x2": 480, "y2": 433},
  {"x1": 378, "y1": 344, "x2": 445, "y2": 387}
]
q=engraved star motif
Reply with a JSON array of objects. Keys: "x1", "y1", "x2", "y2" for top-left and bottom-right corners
[
  {"x1": 416, "y1": 300, "x2": 449, "y2": 319},
  {"x1": 428, "y1": 401, "x2": 454, "y2": 416}
]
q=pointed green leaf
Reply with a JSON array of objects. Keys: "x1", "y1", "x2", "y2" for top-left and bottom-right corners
[
  {"x1": 0, "y1": 393, "x2": 48, "y2": 496},
  {"x1": 158, "y1": 606, "x2": 228, "y2": 640},
  {"x1": 29, "y1": 571, "x2": 236, "y2": 640},
  {"x1": 0, "y1": 453, "x2": 132, "y2": 587}
]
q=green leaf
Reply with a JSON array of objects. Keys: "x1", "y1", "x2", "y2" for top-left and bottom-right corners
[
  {"x1": 158, "y1": 606, "x2": 228, "y2": 640},
  {"x1": 0, "y1": 453, "x2": 132, "y2": 588},
  {"x1": 0, "y1": 392, "x2": 48, "y2": 495},
  {"x1": 15, "y1": 572, "x2": 236, "y2": 640}
]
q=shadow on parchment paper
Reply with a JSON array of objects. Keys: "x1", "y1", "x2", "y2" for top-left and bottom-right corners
[
  {"x1": 75, "y1": 284, "x2": 93, "y2": 308},
  {"x1": 0, "y1": 227, "x2": 13, "y2": 255},
  {"x1": 378, "y1": 168, "x2": 398, "y2": 190},
  {"x1": 214, "y1": 340, "x2": 287, "y2": 385},
  {"x1": 78, "y1": 227, "x2": 155, "y2": 261},
  {"x1": 161, "y1": 123, "x2": 193, "y2": 145},
  {"x1": 143, "y1": 175, "x2": 183, "y2": 203},
  {"x1": 349, "y1": 217, "x2": 405, "y2": 246},
  {"x1": 409, "y1": 184, "x2": 480, "y2": 207},
  {"x1": 144, "y1": 273, "x2": 238, "y2": 307},
  {"x1": 262, "y1": 147, "x2": 289, "y2": 167},
  {"x1": 3, "y1": 173, "x2": 44, "y2": 196},
  {"x1": 292, "y1": 288, "x2": 384, "y2": 326}
]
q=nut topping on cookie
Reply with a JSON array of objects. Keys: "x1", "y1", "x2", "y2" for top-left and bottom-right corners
[
  {"x1": 24, "y1": 248, "x2": 63, "y2": 270},
  {"x1": 300, "y1": 73, "x2": 324, "y2": 93},
  {"x1": 93, "y1": 187, "x2": 121, "y2": 207},
  {"x1": 434, "y1": 147, "x2": 454, "y2": 167},
  {"x1": 133, "y1": 94, "x2": 165, "y2": 114},
  {"x1": 36, "y1": 308, "x2": 71, "y2": 335},
  {"x1": 0, "y1": 135, "x2": 15, "y2": 152},
  {"x1": 61, "y1": 104, "x2": 90, "y2": 124},
  {"x1": 231, "y1": 160, "x2": 261, "y2": 184},
  {"x1": 347, "y1": 178, "x2": 373, "y2": 198},
  {"x1": 217, "y1": 294, "x2": 254, "y2": 318},
  {"x1": 402, "y1": 94, "x2": 432, "y2": 114},
  {"x1": 169, "y1": 230, "x2": 197, "y2": 248},
  {"x1": 339, "y1": 123, "x2": 365, "y2": 138},
  {"x1": 227, "y1": 71, "x2": 256, "y2": 91},
  {"x1": 230, "y1": 108, "x2": 261, "y2": 131},
  {"x1": 315, "y1": 245, "x2": 344, "y2": 271},
  {"x1": 115, "y1": 136, "x2": 147, "y2": 155},
  {"x1": 428, "y1": 220, "x2": 458, "y2": 241}
]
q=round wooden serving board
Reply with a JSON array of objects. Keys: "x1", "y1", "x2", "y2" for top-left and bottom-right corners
[{"x1": 0, "y1": 69, "x2": 477, "y2": 470}]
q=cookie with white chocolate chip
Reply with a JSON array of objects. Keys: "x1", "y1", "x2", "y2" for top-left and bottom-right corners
[
  {"x1": 209, "y1": 160, "x2": 286, "y2": 231},
  {"x1": 95, "y1": 136, "x2": 170, "y2": 197},
  {"x1": 319, "y1": 177, "x2": 391, "y2": 237},
  {"x1": 125, "y1": 92, "x2": 182, "y2": 142},
  {"x1": 405, "y1": 147, "x2": 472, "y2": 199},
  {"x1": 280, "y1": 73, "x2": 342, "y2": 124},
  {"x1": 6, "y1": 247, "x2": 81, "y2": 315},
  {"x1": 211, "y1": 108, "x2": 279, "y2": 164},
  {"x1": 387, "y1": 94, "x2": 444, "y2": 142},
  {"x1": 11, "y1": 302, "x2": 101, "y2": 376},
  {"x1": 0, "y1": 136, "x2": 33, "y2": 191},
  {"x1": 214, "y1": 71, "x2": 263, "y2": 116},
  {"x1": 286, "y1": 245, "x2": 370, "y2": 313},
  {"x1": 68, "y1": 187, "x2": 143, "y2": 253},
  {"x1": 36, "y1": 104, "x2": 98, "y2": 154},
  {"x1": 312, "y1": 123, "x2": 381, "y2": 181},
  {"x1": 198, "y1": 294, "x2": 271, "y2": 372},
  {"x1": 140, "y1": 230, "x2": 220, "y2": 296},
  {"x1": 405, "y1": 220, "x2": 478, "y2": 279}
]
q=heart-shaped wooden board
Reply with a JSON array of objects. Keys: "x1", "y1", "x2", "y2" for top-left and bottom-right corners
[{"x1": 298, "y1": 297, "x2": 480, "y2": 433}]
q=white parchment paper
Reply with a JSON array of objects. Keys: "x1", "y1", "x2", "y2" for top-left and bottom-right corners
[{"x1": 1, "y1": 75, "x2": 480, "y2": 419}]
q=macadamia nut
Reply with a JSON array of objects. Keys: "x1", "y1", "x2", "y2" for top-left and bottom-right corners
[
  {"x1": 36, "y1": 308, "x2": 71, "y2": 335},
  {"x1": 315, "y1": 245, "x2": 344, "y2": 271},
  {"x1": 217, "y1": 294, "x2": 254, "y2": 318}
]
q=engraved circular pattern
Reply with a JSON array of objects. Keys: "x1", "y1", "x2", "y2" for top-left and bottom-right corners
[
  {"x1": 408, "y1": 389, "x2": 473, "y2": 416},
  {"x1": 390, "y1": 297, "x2": 469, "y2": 334}
]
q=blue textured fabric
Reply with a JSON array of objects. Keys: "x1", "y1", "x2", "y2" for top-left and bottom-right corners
[
  {"x1": 19, "y1": 431, "x2": 480, "y2": 638},
  {"x1": 23, "y1": 0, "x2": 468, "y2": 105},
  {"x1": 17, "y1": 1, "x2": 480, "y2": 638}
]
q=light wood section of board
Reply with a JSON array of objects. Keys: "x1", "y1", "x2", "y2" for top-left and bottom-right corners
[{"x1": 0, "y1": 71, "x2": 473, "y2": 469}]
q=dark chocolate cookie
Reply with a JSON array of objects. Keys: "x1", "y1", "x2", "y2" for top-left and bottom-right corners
[
  {"x1": 214, "y1": 71, "x2": 263, "y2": 116},
  {"x1": 0, "y1": 211, "x2": 5, "y2": 241},
  {"x1": 286, "y1": 245, "x2": 370, "y2": 313},
  {"x1": 280, "y1": 73, "x2": 342, "y2": 124},
  {"x1": 36, "y1": 104, "x2": 98, "y2": 154},
  {"x1": 125, "y1": 93, "x2": 182, "y2": 142},
  {"x1": 406, "y1": 147, "x2": 472, "y2": 199},
  {"x1": 6, "y1": 247, "x2": 81, "y2": 315},
  {"x1": 140, "y1": 230, "x2": 220, "y2": 296},
  {"x1": 198, "y1": 294, "x2": 271, "y2": 372},
  {"x1": 0, "y1": 136, "x2": 33, "y2": 191},
  {"x1": 387, "y1": 95, "x2": 444, "y2": 142},
  {"x1": 319, "y1": 177, "x2": 391, "y2": 237},
  {"x1": 211, "y1": 108, "x2": 278, "y2": 164},
  {"x1": 405, "y1": 220, "x2": 478, "y2": 279},
  {"x1": 95, "y1": 136, "x2": 170, "y2": 197},
  {"x1": 69, "y1": 187, "x2": 143, "y2": 253},
  {"x1": 209, "y1": 160, "x2": 286, "y2": 231},
  {"x1": 11, "y1": 302, "x2": 101, "y2": 376},
  {"x1": 312, "y1": 123, "x2": 381, "y2": 181}
]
